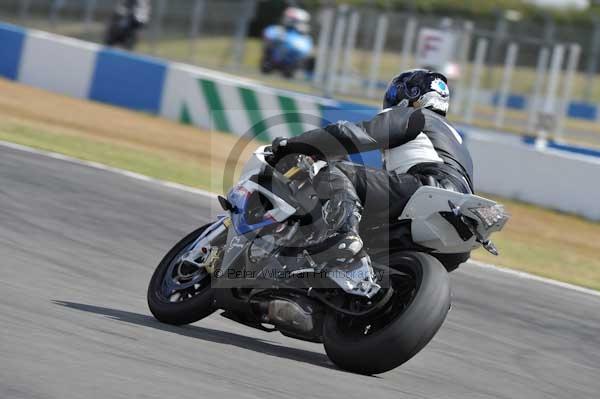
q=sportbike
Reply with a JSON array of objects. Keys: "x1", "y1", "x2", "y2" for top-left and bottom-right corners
[{"x1": 147, "y1": 146, "x2": 508, "y2": 374}]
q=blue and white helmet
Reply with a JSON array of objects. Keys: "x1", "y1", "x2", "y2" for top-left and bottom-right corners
[
  {"x1": 383, "y1": 69, "x2": 450, "y2": 116},
  {"x1": 282, "y1": 7, "x2": 311, "y2": 34}
]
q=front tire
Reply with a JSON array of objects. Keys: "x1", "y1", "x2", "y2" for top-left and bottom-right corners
[
  {"x1": 147, "y1": 225, "x2": 216, "y2": 325},
  {"x1": 322, "y1": 252, "x2": 450, "y2": 374},
  {"x1": 281, "y1": 64, "x2": 297, "y2": 79}
]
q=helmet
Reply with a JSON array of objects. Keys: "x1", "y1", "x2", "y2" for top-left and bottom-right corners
[
  {"x1": 383, "y1": 69, "x2": 450, "y2": 115},
  {"x1": 282, "y1": 7, "x2": 311, "y2": 34}
]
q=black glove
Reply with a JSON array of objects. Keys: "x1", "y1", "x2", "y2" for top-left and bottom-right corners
[
  {"x1": 268, "y1": 137, "x2": 302, "y2": 173},
  {"x1": 268, "y1": 137, "x2": 290, "y2": 164},
  {"x1": 272, "y1": 137, "x2": 289, "y2": 154}
]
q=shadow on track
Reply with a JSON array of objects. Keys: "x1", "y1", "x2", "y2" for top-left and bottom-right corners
[{"x1": 52, "y1": 300, "x2": 337, "y2": 370}]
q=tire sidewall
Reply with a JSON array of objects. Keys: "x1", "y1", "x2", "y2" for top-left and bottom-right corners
[
  {"x1": 322, "y1": 251, "x2": 451, "y2": 374},
  {"x1": 147, "y1": 224, "x2": 216, "y2": 325}
]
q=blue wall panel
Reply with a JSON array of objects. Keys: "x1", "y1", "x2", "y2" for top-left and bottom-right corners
[
  {"x1": 89, "y1": 49, "x2": 166, "y2": 113},
  {"x1": 567, "y1": 102, "x2": 597, "y2": 121},
  {"x1": 492, "y1": 92, "x2": 526, "y2": 110},
  {"x1": 0, "y1": 23, "x2": 26, "y2": 80},
  {"x1": 322, "y1": 101, "x2": 383, "y2": 168},
  {"x1": 349, "y1": 150, "x2": 383, "y2": 169},
  {"x1": 506, "y1": 94, "x2": 526, "y2": 109},
  {"x1": 321, "y1": 101, "x2": 378, "y2": 126},
  {"x1": 522, "y1": 136, "x2": 600, "y2": 159},
  {"x1": 548, "y1": 140, "x2": 600, "y2": 158}
]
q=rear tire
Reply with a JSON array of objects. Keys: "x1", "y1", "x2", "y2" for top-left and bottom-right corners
[
  {"x1": 147, "y1": 225, "x2": 216, "y2": 325},
  {"x1": 322, "y1": 252, "x2": 450, "y2": 374},
  {"x1": 260, "y1": 58, "x2": 274, "y2": 74}
]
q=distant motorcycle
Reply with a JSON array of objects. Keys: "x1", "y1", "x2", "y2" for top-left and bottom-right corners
[
  {"x1": 104, "y1": 0, "x2": 150, "y2": 50},
  {"x1": 147, "y1": 146, "x2": 508, "y2": 374},
  {"x1": 261, "y1": 25, "x2": 314, "y2": 79}
]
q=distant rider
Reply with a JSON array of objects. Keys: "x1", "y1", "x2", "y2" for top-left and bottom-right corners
[
  {"x1": 270, "y1": 69, "x2": 474, "y2": 267},
  {"x1": 261, "y1": 7, "x2": 313, "y2": 77},
  {"x1": 105, "y1": 0, "x2": 151, "y2": 50}
]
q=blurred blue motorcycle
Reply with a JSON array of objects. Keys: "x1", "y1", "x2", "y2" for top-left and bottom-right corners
[{"x1": 261, "y1": 8, "x2": 314, "y2": 79}]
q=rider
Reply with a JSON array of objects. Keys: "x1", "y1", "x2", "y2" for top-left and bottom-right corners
[
  {"x1": 270, "y1": 69, "x2": 474, "y2": 265},
  {"x1": 282, "y1": 7, "x2": 311, "y2": 34},
  {"x1": 105, "y1": 0, "x2": 151, "y2": 50}
]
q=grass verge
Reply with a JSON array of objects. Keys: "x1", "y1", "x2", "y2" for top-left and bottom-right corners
[{"x1": 0, "y1": 124, "x2": 214, "y2": 189}]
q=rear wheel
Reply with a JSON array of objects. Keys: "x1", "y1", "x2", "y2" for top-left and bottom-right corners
[
  {"x1": 147, "y1": 224, "x2": 217, "y2": 325},
  {"x1": 322, "y1": 252, "x2": 450, "y2": 374},
  {"x1": 260, "y1": 48, "x2": 274, "y2": 74}
]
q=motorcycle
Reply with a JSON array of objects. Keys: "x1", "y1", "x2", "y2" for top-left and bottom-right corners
[
  {"x1": 147, "y1": 146, "x2": 509, "y2": 374},
  {"x1": 104, "y1": 0, "x2": 150, "y2": 50},
  {"x1": 261, "y1": 25, "x2": 314, "y2": 79}
]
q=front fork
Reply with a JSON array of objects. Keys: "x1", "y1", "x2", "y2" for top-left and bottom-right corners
[{"x1": 179, "y1": 217, "x2": 230, "y2": 271}]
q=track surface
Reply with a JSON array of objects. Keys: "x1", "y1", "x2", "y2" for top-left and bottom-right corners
[{"x1": 1, "y1": 145, "x2": 599, "y2": 399}]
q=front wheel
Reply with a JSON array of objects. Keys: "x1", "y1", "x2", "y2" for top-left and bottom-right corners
[
  {"x1": 147, "y1": 224, "x2": 216, "y2": 325},
  {"x1": 281, "y1": 63, "x2": 297, "y2": 79},
  {"x1": 322, "y1": 252, "x2": 450, "y2": 374}
]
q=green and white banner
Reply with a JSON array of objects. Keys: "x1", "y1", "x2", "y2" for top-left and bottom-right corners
[{"x1": 161, "y1": 63, "x2": 335, "y2": 141}]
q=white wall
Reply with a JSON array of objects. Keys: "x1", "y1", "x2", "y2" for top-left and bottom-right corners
[
  {"x1": 467, "y1": 132, "x2": 600, "y2": 220},
  {"x1": 18, "y1": 30, "x2": 98, "y2": 99}
]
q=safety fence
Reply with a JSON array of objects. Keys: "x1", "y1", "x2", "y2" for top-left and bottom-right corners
[{"x1": 1, "y1": 21, "x2": 599, "y2": 220}]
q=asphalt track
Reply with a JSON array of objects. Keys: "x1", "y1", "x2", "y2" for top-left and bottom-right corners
[{"x1": 1, "y1": 144, "x2": 600, "y2": 399}]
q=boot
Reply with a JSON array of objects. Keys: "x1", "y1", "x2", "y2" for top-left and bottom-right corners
[{"x1": 322, "y1": 194, "x2": 364, "y2": 258}]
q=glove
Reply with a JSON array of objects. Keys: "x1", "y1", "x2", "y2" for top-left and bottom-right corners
[
  {"x1": 268, "y1": 137, "x2": 290, "y2": 165},
  {"x1": 268, "y1": 137, "x2": 303, "y2": 174},
  {"x1": 272, "y1": 137, "x2": 289, "y2": 154}
]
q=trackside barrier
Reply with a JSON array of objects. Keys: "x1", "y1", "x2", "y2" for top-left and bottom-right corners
[
  {"x1": 0, "y1": 22, "x2": 599, "y2": 220},
  {"x1": 160, "y1": 62, "x2": 330, "y2": 141},
  {"x1": 0, "y1": 21, "x2": 333, "y2": 138},
  {"x1": 463, "y1": 128, "x2": 600, "y2": 221},
  {"x1": 489, "y1": 92, "x2": 599, "y2": 121}
]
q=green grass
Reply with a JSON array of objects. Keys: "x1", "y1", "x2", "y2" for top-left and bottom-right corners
[
  {"x1": 2, "y1": 121, "x2": 600, "y2": 291},
  {"x1": 474, "y1": 198, "x2": 600, "y2": 291},
  {"x1": 477, "y1": 235, "x2": 600, "y2": 290},
  {"x1": 0, "y1": 124, "x2": 216, "y2": 191}
]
